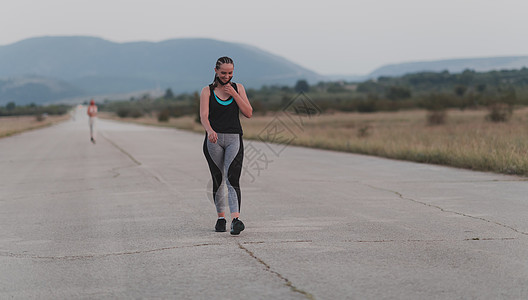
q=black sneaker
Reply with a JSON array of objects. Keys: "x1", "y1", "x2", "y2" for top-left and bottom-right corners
[
  {"x1": 230, "y1": 218, "x2": 245, "y2": 235},
  {"x1": 215, "y1": 218, "x2": 226, "y2": 232}
]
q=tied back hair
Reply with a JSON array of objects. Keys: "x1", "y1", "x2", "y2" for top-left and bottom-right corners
[{"x1": 212, "y1": 56, "x2": 234, "y2": 88}]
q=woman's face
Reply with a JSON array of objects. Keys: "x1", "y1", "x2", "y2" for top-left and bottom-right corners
[{"x1": 215, "y1": 63, "x2": 234, "y2": 84}]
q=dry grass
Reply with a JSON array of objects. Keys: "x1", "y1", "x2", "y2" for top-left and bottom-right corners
[
  {"x1": 100, "y1": 112, "x2": 204, "y2": 132},
  {"x1": 102, "y1": 108, "x2": 528, "y2": 176},
  {"x1": 0, "y1": 114, "x2": 70, "y2": 138}
]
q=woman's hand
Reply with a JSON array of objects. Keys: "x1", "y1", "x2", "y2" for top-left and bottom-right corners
[
  {"x1": 224, "y1": 83, "x2": 238, "y2": 97},
  {"x1": 207, "y1": 130, "x2": 218, "y2": 143}
]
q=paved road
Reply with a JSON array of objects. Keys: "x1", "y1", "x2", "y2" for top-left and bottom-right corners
[{"x1": 1, "y1": 108, "x2": 527, "y2": 299}]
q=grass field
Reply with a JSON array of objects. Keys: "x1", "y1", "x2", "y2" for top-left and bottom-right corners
[
  {"x1": 103, "y1": 107, "x2": 528, "y2": 177},
  {"x1": 0, "y1": 114, "x2": 70, "y2": 138}
]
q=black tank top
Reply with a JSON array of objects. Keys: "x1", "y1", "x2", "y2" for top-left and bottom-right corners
[{"x1": 208, "y1": 83, "x2": 243, "y2": 135}]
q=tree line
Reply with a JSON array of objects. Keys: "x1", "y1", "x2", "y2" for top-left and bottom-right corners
[
  {"x1": 5, "y1": 67, "x2": 527, "y2": 123},
  {"x1": 100, "y1": 68, "x2": 528, "y2": 123},
  {"x1": 0, "y1": 102, "x2": 70, "y2": 117}
]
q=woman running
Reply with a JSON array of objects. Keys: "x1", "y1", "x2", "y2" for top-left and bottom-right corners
[
  {"x1": 87, "y1": 99, "x2": 98, "y2": 144},
  {"x1": 200, "y1": 56, "x2": 253, "y2": 235}
]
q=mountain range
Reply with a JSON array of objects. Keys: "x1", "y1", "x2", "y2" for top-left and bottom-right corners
[
  {"x1": 0, "y1": 36, "x2": 321, "y2": 105},
  {"x1": 368, "y1": 56, "x2": 528, "y2": 79},
  {"x1": 1, "y1": 36, "x2": 527, "y2": 105}
]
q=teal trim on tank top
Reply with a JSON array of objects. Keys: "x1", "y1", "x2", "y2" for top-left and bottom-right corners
[{"x1": 214, "y1": 92, "x2": 233, "y2": 106}]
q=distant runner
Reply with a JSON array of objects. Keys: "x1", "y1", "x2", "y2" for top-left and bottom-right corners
[
  {"x1": 87, "y1": 99, "x2": 98, "y2": 144},
  {"x1": 200, "y1": 56, "x2": 253, "y2": 235}
]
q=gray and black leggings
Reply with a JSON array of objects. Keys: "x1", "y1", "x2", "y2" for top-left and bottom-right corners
[{"x1": 203, "y1": 133, "x2": 244, "y2": 214}]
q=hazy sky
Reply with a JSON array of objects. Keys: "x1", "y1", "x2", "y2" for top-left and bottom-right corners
[{"x1": 1, "y1": 0, "x2": 528, "y2": 75}]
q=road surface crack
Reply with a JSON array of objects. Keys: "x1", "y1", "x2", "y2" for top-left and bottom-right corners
[
  {"x1": 102, "y1": 132, "x2": 160, "y2": 180},
  {"x1": 241, "y1": 240, "x2": 312, "y2": 245},
  {"x1": 101, "y1": 133, "x2": 174, "y2": 186},
  {"x1": 343, "y1": 237, "x2": 516, "y2": 243},
  {"x1": 102, "y1": 133, "x2": 141, "y2": 166},
  {"x1": 366, "y1": 184, "x2": 528, "y2": 237},
  {"x1": 238, "y1": 243, "x2": 315, "y2": 300}
]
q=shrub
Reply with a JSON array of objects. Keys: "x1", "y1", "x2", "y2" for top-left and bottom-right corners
[
  {"x1": 486, "y1": 103, "x2": 512, "y2": 122},
  {"x1": 35, "y1": 113, "x2": 48, "y2": 122},
  {"x1": 386, "y1": 86, "x2": 411, "y2": 100},
  {"x1": 427, "y1": 109, "x2": 447, "y2": 125},
  {"x1": 251, "y1": 99, "x2": 267, "y2": 115},
  {"x1": 454, "y1": 85, "x2": 467, "y2": 97},
  {"x1": 116, "y1": 107, "x2": 130, "y2": 118},
  {"x1": 357, "y1": 125, "x2": 371, "y2": 138},
  {"x1": 116, "y1": 107, "x2": 144, "y2": 118},
  {"x1": 357, "y1": 99, "x2": 377, "y2": 113},
  {"x1": 129, "y1": 108, "x2": 144, "y2": 118},
  {"x1": 158, "y1": 109, "x2": 170, "y2": 122}
]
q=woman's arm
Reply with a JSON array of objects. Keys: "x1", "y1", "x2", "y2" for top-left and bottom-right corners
[
  {"x1": 225, "y1": 83, "x2": 253, "y2": 118},
  {"x1": 200, "y1": 86, "x2": 218, "y2": 143}
]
